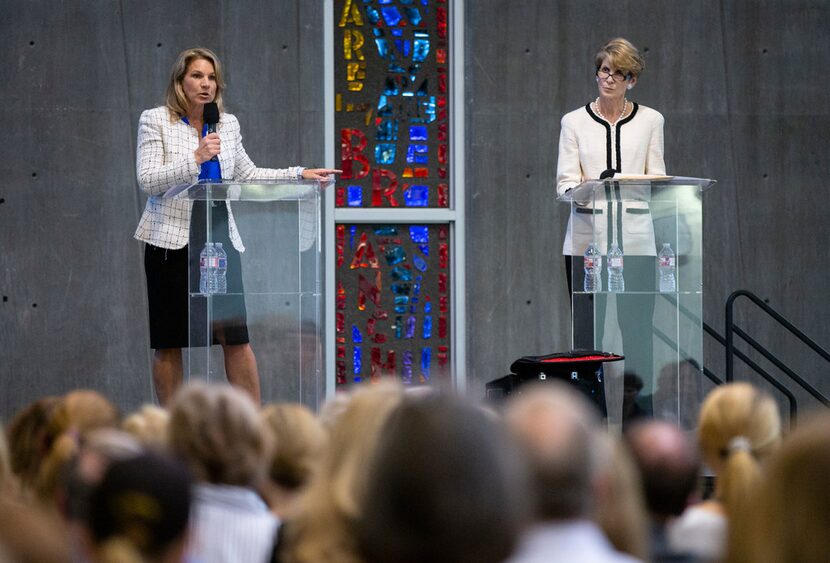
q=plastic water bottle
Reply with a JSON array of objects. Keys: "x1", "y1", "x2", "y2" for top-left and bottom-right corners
[
  {"x1": 199, "y1": 243, "x2": 217, "y2": 295},
  {"x1": 583, "y1": 242, "x2": 602, "y2": 293},
  {"x1": 658, "y1": 243, "x2": 676, "y2": 293},
  {"x1": 608, "y1": 242, "x2": 625, "y2": 293},
  {"x1": 214, "y1": 242, "x2": 227, "y2": 294}
]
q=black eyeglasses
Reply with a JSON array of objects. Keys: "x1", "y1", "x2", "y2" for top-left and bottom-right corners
[{"x1": 596, "y1": 67, "x2": 631, "y2": 82}]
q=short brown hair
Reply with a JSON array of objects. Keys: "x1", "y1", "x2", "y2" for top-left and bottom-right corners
[
  {"x1": 164, "y1": 47, "x2": 226, "y2": 120},
  {"x1": 595, "y1": 38, "x2": 645, "y2": 79}
]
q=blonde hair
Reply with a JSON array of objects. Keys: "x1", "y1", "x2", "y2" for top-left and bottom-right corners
[
  {"x1": 593, "y1": 433, "x2": 649, "y2": 560},
  {"x1": 261, "y1": 403, "x2": 327, "y2": 491},
  {"x1": 729, "y1": 412, "x2": 830, "y2": 563},
  {"x1": 35, "y1": 390, "x2": 121, "y2": 505},
  {"x1": 122, "y1": 405, "x2": 170, "y2": 450},
  {"x1": 164, "y1": 47, "x2": 226, "y2": 120},
  {"x1": 169, "y1": 382, "x2": 271, "y2": 486},
  {"x1": 594, "y1": 37, "x2": 645, "y2": 79},
  {"x1": 280, "y1": 383, "x2": 404, "y2": 563},
  {"x1": 697, "y1": 383, "x2": 781, "y2": 518}
]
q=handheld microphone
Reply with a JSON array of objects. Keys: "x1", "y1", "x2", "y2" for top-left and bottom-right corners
[
  {"x1": 599, "y1": 169, "x2": 616, "y2": 179},
  {"x1": 203, "y1": 102, "x2": 220, "y2": 162}
]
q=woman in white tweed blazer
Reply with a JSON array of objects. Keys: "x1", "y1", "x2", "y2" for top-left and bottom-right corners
[
  {"x1": 135, "y1": 47, "x2": 337, "y2": 406},
  {"x1": 555, "y1": 38, "x2": 665, "y2": 411}
]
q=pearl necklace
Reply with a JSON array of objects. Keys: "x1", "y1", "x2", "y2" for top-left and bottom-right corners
[{"x1": 594, "y1": 97, "x2": 627, "y2": 124}]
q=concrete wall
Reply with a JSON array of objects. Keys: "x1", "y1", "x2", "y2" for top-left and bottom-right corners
[{"x1": 2, "y1": 0, "x2": 828, "y2": 420}]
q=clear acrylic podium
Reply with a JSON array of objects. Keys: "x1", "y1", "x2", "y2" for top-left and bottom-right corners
[
  {"x1": 558, "y1": 176, "x2": 716, "y2": 429},
  {"x1": 165, "y1": 179, "x2": 328, "y2": 409}
]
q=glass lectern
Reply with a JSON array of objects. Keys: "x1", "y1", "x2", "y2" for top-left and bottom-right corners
[
  {"x1": 164, "y1": 179, "x2": 328, "y2": 408},
  {"x1": 558, "y1": 176, "x2": 716, "y2": 428}
]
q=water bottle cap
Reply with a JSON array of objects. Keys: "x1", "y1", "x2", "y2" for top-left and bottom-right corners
[{"x1": 216, "y1": 242, "x2": 223, "y2": 248}]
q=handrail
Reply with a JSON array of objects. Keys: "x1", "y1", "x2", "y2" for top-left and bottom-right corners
[{"x1": 725, "y1": 289, "x2": 830, "y2": 417}]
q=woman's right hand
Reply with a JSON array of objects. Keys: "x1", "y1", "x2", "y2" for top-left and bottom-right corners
[{"x1": 194, "y1": 132, "x2": 221, "y2": 164}]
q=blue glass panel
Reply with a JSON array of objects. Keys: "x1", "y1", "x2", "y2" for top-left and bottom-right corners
[
  {"x1": 423, "y1": 315, "x2": 432, "y2": 339},
  {"x1": 391, "y1": 28, "x2": 403, "y2": 37},
  {"x1": 395, "y1": 305, "x2": 407, "y2": 314},
  {"x1": 352, "y1": 325, "x2": 362, "y2": 343},
  {"x1": 424, "y1": 302, "x2": 432, "y2": 313},
  {"x1": 385, "y1": 245, "x2": 406, "y2": 265},
  {"x1": 377, "y1": 119, "x2": 398, "y2": 141},
  {"x1": 384, "y1": 76, "x2": 400, "y2": 96},
  {"x1": 375, "y1": 143, "x2": 396, "y2": 165},
  {"x1": 365, "y1": 5, "x2": 380, "y2": 24},
  {"x1": 389, "y1": 63, "x2": 406, "y2": 73},
  {"x1": 377, "y1": 95, "x2": 393, "y2": 116},
  {"x1": 409, "y1": 225, "x2": 429, "y2": 243},
  {"x1": 377, "y1": 0, "x2": 392, "y2": 4},
  {"x1": 416, "y1": 79, "x2": 429, "y2": 96},
  {"x1": 418, "y1": 244, "x2": 429, "y2": 256},
  {"x1": 394, "y1": 39, "x2": 411, "y2": 58},
  {"x1": 381, "y1": 6, "x2": 402, "y2": 26},
  {"x1": 413, "y1": 282, "x2": 421, "y2": 296},
  {"x1": 347, "y1": 185, "x2": 363, "y2": 207},
  {"x1": 394, "y1": 316, "x2": 403, "y2": 339},
  {"x1": 421, "y1": 96, "x2": 436, "y2": 122},
  {"x1": 350, "y1": 225, "x2": 357, "y2": 248},
  {"x1": 404, "y1": 7, "x2": 422, "y2": 25},
  {"x1": 405, "y1": 184, "x2": 429, "y2": 207},
  {"x1": 399, "y1": 0, "x2": 413, "y2": 4},
  {"x1": 353, "y1": 346, "x2": 362, "y2": 375},
  {"x1": 402, "y1": 350, "x2": 413, "y2": 383},
  {"x1": 406, "y1": 144, "x2": 429, "y2": 164},
  {"x1": 421, "y1": 347, "x2": 432, "y2": 379},
  {"x1": 374, "y1": 38, "x2": 390, "y2": 59},
  {"x1": 374, "y1": 226, "x2": 398, "y2": 236},
  {"x1": 412, "y1": 32, "x2": 430, "y2": 62},
  {"x1": 391, "y1": 266, "x2": 412, "y2": 281},
  {"x1": 405, "y1": 316, "x2": 416, "y2": 338},
  {"x1": 409, "y1": 125, "x2": 428, "y2": 141},
  {"x1": 413, "y1": 255, "x2": 428, "y2": 271}
]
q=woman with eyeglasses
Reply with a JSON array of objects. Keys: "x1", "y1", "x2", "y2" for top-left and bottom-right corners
[{"x1": 556, "y1": 38, "x2": 665, "y2": 415}]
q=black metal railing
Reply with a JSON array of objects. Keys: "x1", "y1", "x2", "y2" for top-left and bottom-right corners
[{"x1": 725, "y1": 290, "x2": 830, "y2": 420}]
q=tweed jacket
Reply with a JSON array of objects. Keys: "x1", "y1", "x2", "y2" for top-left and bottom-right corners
[
  {"x1": 556, "y1": 103, "x2": 666, "y2": 256},
  {"x1": 134, "y1": 106, "x2": 303, "y2": 251}
]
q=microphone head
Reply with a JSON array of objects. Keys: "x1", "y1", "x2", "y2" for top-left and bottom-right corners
[
  {"x1": 203, "y1": 102, "x2": 220, "y2": 125},
  {"x1": 599, "y1": 169, "x2": 616, "y2": 179}
]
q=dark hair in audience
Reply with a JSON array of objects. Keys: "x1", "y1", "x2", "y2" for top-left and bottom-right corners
[
  {"x1": 625, "y1": 420, "x2": 700, "y2": 518},
  {"x1": 88, "y1": 452, "x2": 192, "y2": 562},
  {"x1": 357, "y1": 394, "x2": 528, "y2": 563}
]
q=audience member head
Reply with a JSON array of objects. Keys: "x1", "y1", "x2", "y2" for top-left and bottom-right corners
[
  {"x1": 697, "y1": 382, "x2": 780, "y2": 518},
  {"x1": 36, "y1": 390, "x2": 121, "y2": 506},
  {"x1": 281, "y1": 382, "x2": 404, "y2": 563},
  {"x1": 6, "y1": 395, "x2": 61, "y2": 496},
  {"x1": 64, "y1": 428, "x2": 144, "y2": 523},
  {"x1": 625, "y1": 419, "x2": 701, "y2": 522},
  {"x1": 260, "y1": 402, "x2": 328, "y2": 517},
  {"x1": 732, "y1": 412, "x2": 830, "y2": 563},
  {"x1": 86, "y1": 452, "x2": 192, "y2": 563},
  {"x1": 0, "y1": 423, "x2": 16, "y2": 497},
  {"x1": 592, "y1": 432, "x2": 649, "y2": 560},
  {"x1": 357, "y1": 394, "x2": 529, "y2": 563},
  {"x1": 121, "y1": 405, "x2": 170, "y2": 451},
  {"x1": 504, "y1": 381, "x2": 601, "y2": 521},
  {"x1": 168, "y1": 382, "x2": 271, "y2": 487}
]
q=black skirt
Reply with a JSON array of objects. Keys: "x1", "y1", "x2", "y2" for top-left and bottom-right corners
[{"x1": 144, "y1": 202, "x2": 249, "y2": 349}]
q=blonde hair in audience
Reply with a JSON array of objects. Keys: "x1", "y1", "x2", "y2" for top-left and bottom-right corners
[
  {"x1": 6, "y1": 396, "x2": 61, "y2": 497},
  {"x1": 593, "y1": 433, "x2": 649, "y2": 560},
  {"x1": 168, "y1": 382, "x2": 271, "y2": 486},
  {"x1": 260, "y1": 403, "x2": 328, "y2": 505},
  {"x1": 35, "y1": 390, "x2": 121, "y2": 504},
  {"x1": 122, "y1": 405, "x2": 170, "y2": 450},
  {"x1": 729, "y1": 412, "x2": 830, "y2": 563},
  {"x1": 697, "y1": 382, "x2": 781, "y2": 518},
  {"x1": 281, "y1": 382, "x2": 404, "y2": 563}
]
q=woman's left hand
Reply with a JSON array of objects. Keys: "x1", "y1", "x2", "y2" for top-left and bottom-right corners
[{"x1": 302, "y1": 168, "x2": 342, "y2": 180}]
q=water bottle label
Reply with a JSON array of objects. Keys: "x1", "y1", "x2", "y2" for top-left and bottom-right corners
[
  {"x1": 609, "y1": 257, "x2": 623, "y2": 268},
  {"x1": 659, "y1": 256, "x2": 675, "y2": 267},
  {"x1": 584, "y1": 257, "x2": 598, "y2": 269}
]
